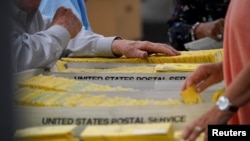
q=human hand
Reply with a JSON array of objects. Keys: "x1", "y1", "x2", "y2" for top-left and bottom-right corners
[
  {"x1": 195, "y1": 18, "x2": 225, "y2": 41},
  {"x1": 111, "y1": 40, "x2": 181, "y2": 58},
  {"x1": 51, "y1": 7, "x2": 82, "y2": 38},
  {"x1": 182, "y1": 106, "x2": 233, "y2": 141},
  {"x1": 182, "y1": 62, "x2": 223, "y2": 93}
]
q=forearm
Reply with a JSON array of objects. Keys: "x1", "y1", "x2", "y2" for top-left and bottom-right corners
[
  {"x1": 12, "y1": 25, "x2": 70, "y2": 72},
  {"x1": 224, "y1": 62, "x2": 250, "y2": 107}
]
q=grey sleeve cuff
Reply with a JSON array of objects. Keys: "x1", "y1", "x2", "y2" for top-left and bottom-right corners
[{"x1": 95, "y1": 36, "x2": 121, "y2": 57}]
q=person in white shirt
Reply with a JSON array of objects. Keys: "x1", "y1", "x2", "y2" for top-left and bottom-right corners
[{"x1": 11, "y1": 0, "x2": 180, "y2": 73}]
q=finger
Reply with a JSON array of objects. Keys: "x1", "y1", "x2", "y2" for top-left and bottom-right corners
[
  {"x1": 216, "y1": 34, "x2": 223, "y2": 41},
  {"x1": 138, "y1": 51, "x2": 148, "y2": 58},
  {"x1": 181, "y1": 80, "x2": 189, "y2": 91},
  {"x1": 57, "y1": 7, "x2": 67, "y2": 14},
  {"x1": 182, "y1": 124, "x2": 195, "y2": 140},
  {"x1": 204, "y1": 129, "x2": 208, "y2": 141},
  {"x1": 57, "y1": 7, "x2": 66, "y2": 11},
  {"x1": 126, "y1": 49, "x2": 148, "y2": 58},
  {"x1": 184, "y1": 74, "x2": 203, "y2": 92},
  {"x1": 54, "y1": 8, "x2": 63, "y2": 17},
  {"x1": 215, "y1": 20, "x2": 224, "y2": 41},
  {"x1": 215, "y1": 21, "x2": 224, "y2": 40},
  {"x1": 161, "y1": 44, "x2": 181, "y2": 55},
  {"x1": 181, "y1": 73, "x2": 199, "y2": 91},
  {"x1": 54, "y1": 7, "x2": 68, "y2": 19},
  {"x1": 159, "y1": 44, "x2": 181, "y2": 56},
  {"x1": 63, "y1": 8, "x2": 74, "y2": 17},
  {"x1": 210, "y1": 30, "x2": 222, "y2": 41},
  {"x1": 218, "y1": 21, "x2": 224, "y2": 34},
  {"x1": 188, "y1": 126, "x2": 203, "y2": 141},
  {"x1": 196, "y1": 76, "x2": 216, "y2": 92},
  {"x1": 143, "y1": 42, "x2": 180, "y2": 56}
]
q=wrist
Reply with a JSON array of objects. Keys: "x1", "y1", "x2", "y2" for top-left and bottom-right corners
[
  {"x1": 111, "y1": 37, "x2": 123, "y2": 57},
  {"x1": 191, "y1": 22, "x2": 200, "y2": 41},
  {"x1": 216, "y1": 95, "x2": 238, "y2": 113}
]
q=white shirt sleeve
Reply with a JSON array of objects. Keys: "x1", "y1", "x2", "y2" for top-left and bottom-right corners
[
  {"x1": 63, "y1": 30, "x2": 117, "y2": 57},
  {"x1": 11, "y1": 10, "x2": 71, "y2": 72}
]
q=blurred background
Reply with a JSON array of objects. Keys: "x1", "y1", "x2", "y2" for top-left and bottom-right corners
[{"x1": 86, "y1": 0, "x2": 177, "y2": 43}]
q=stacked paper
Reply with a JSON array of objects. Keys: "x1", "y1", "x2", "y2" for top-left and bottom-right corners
[
  {"x1": 13, "y1": 125, "x2": 78, "y2": 141},
  {"x1": 80, "y1": 123, "x2": 175, "y2": 141}
]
